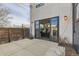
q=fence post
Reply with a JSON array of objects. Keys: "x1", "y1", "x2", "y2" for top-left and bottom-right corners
[
  {"x1": 8, "y1": 28, "x2": 10, "y2": 42},
  {"x1": 22, "y1": 24, "x2": 24, "y2": 39}
]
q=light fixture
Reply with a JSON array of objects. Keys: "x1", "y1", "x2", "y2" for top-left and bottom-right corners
[{"x1": 64, "y1": 16, "x2": 68, "y2": 21}]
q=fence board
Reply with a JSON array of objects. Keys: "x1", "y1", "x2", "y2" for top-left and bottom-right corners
[{"x1": 0, "y1": 28, "x2": 29, "y2": 44}]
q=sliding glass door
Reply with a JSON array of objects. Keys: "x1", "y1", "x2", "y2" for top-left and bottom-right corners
[
  {"x1": 35, "y1": 20, "x2": 41, "y2": 38},
  {"x1": 50, "y1": 16, "x2": 59, "y2": 42}
]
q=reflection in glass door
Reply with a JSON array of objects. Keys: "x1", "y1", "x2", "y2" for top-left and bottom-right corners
[{"x1": 50, "y1": 16, "x2": 59, "y2": 42}]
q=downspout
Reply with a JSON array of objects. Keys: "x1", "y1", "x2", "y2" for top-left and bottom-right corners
[{"x1": 72, "y1": 3, "x2": 78, "y2": 46}]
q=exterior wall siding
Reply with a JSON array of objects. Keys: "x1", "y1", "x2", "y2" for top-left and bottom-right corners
[{"x1": 30, "y1": 3, "x2": 73, "y2": 44}]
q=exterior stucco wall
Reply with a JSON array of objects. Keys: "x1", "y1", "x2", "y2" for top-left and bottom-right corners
[{"x1": 30, "y1": 3, "x2": 73, "y2": 44}]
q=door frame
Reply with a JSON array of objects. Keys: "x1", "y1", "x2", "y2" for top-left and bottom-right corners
[{"x1": 34, "y1": 16, "x2": 59, "y2": 42}]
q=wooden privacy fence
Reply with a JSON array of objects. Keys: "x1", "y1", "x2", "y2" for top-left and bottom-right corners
[{"x1": 0, "y1": 28, "x2": 29, "y2": 44}]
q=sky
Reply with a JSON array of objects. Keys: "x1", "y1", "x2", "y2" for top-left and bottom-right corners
[{"x1": 0, "y1": 3, "x2": 30, "y2": 26}]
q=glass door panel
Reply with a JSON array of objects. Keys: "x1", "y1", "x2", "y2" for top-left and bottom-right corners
[
  {"x1": 35, "y1": 20, "x2": 41, "y2": 38},
  {"x1": 50, "y1": 16, "x2": 59, "y2": 42}
]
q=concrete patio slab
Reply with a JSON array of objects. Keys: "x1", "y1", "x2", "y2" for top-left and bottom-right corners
[{"x1": 0, "y1": 38, "x2": 65, "y2": 56}]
